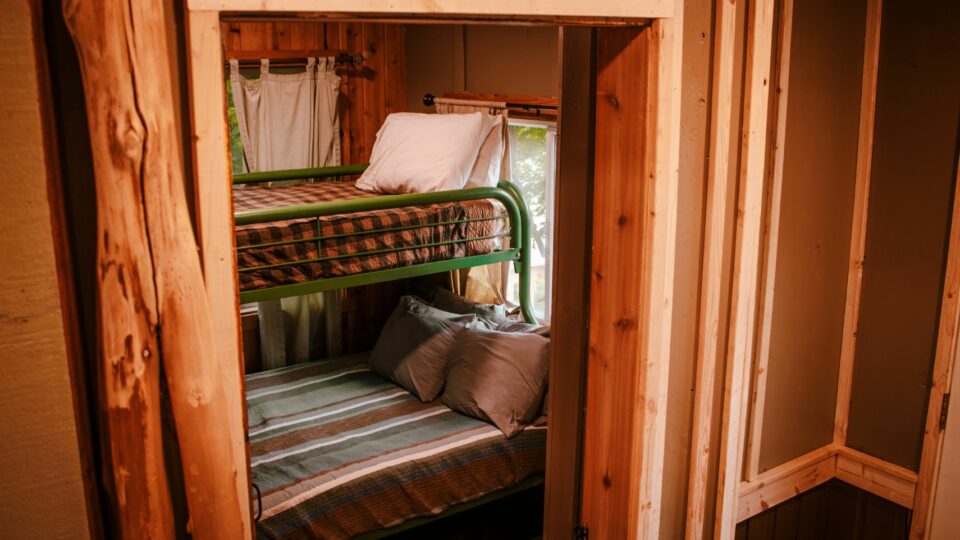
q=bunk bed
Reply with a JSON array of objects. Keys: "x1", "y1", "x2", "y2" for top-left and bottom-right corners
[
  {"x1": 233, "y1": 164, "x2": 537, "y2": 323},
  {"x1": 233, "y1": 165, "x2": 546, "y2": 538}
]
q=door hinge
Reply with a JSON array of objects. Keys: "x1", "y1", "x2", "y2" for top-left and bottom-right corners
[
  {"x1": 575, "y1": 525, "x2": 588, "y2": 540},
  {"x1": 940, "y1": 393, "x2": 951, "y2": 430}
]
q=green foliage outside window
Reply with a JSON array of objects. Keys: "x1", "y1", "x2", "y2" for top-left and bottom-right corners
[
  {"x1": 226, "y1": 84, "x2": 246, "y2": 175},
  {"x1": 508, "y1": 125, "x2": 548, "y2": 253}
]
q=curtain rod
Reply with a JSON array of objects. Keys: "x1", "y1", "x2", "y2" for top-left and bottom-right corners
[
  {"x1": 224, "y1": 51, "x2": 364, "y2": 68},
  {"x1": 423, "y1": 93, "x2": 558, "y2": 112}
]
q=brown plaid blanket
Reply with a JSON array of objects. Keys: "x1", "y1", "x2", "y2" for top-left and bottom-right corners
[{"x1": 234, "y1": 182, "x2": 507, "y2": 291}]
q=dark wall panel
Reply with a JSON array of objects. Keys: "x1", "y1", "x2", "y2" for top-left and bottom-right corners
[{"x1": 846, "y1": 0, "x2": 960, "y2": 470}]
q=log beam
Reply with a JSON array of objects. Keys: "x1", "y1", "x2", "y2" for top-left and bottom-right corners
[{"x1": 64, "y1": 0, "x2": 249, "y2": 537}]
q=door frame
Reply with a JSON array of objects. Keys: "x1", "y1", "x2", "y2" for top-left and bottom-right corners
[{"x1": 176, "y1": 1, "x2": 683, "y2": 538}]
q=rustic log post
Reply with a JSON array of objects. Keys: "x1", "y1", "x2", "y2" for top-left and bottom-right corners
[{"x1": 64, "y1": 1, "x2": 249, "y2": 538}]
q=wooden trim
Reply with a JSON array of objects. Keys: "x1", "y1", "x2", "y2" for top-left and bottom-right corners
[
  {"x1": 713, "y1": 0, "x2": 777, "y2": 537},
  {"x1": 543, "y1": 26, "x2": 595, "y2": 540},
  {"x1": 185, "y1": 10, "x2": 254, "y2": 537},
  {"x1": 225, "y1": 48, "x2": 347, "y2": 60},
  {"x1": 188, "y1": 0, "x2": 676, "y2": 19},
  {"x1": 737, "y1": 446, "x2": 836, "y2": 522},
  {"x1": 580, "y1": 16, "x2": 681, "y2": 538},
  {"x1": 836, "y1": 446, "x2": 917, "y2": 510},
  {"x1": 643, "y1": 15, "x2": 684, "y2": 537},
  {"x1": 684, "y1": 0, "x2": 737, "y2": 535},
  {"x1": 911, "y1": 158, "x2": 960, "y2": 538},
  {"x1": 744, "y1": 0, "x2": 793, "y2": 483},
  {"x1": 736, "y1": 444, "x2": 920, "y2": 522},
  {"x1": 221, "y1": 13, "x2": 647, "y2": 26},
  {"x1": 440, "y1": 92, "x2": 559, "y2": 107},
  {"x1": 833, "y1": 0, "x2": 883, "y2": 447}
]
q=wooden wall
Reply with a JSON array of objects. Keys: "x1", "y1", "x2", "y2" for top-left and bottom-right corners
[
  {"x1": 847, "y1": 0, "x2": 960, "y2": 470},
  {"x1": 221, "y1": 20, "x2": 408, "y2": 354},
  {"x1": 758, "y1": 0, "x2": 866, "y2": 472},
  {"x1": 0, "y1": 1, "x2": 91, "y2": 536}
]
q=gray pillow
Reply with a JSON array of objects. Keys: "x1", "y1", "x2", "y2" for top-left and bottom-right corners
[
  {"x1": 496, "y1": 319, "x2": 551, "y2": 338},
  {"x1": 431, "y1": 287, "x2": 507, "y2": 327},
  {"x1": 369, "y1": 296, "x2": 476, "y2": 402},
  {"x1": 442, "y1": 327, "x2": 549, "y2": 437}
]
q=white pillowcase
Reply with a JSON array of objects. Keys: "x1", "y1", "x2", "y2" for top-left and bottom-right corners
[
  {"x1": 465, "y1": 114, "x2": 505, "y2": 189},
  {"x1": 356, "y1": 112, "x2": 502, "y2": 194}
]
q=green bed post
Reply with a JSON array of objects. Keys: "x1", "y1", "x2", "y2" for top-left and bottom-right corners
[{"x1": 498, "y1": 180, "x2": 537, "y2": 324}]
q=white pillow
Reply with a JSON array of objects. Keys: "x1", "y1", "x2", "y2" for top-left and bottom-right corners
[
  {"x1": 356, "y1": 112, "x2": 501, "y2": 194},
  {"x1": 465, "y1": 114, "x2": 505, "y2": 189}
]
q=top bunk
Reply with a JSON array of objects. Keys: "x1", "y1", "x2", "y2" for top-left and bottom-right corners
[{"x1": 233, "y1": 164, "x2": 537, "y2": 322}]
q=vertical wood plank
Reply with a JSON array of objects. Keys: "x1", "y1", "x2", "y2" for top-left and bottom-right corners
[
  {"x1": 272, "y1": 21, "x2": 292, "y2": 50},
  {"x1": 910, "y1": 163, "x2": 960, "y2": 539},
  {"x1": 290, "y1": 21, "x2": 317, "y2": 50},
  {"x1": 361, "y1": 24, "x2": 386, "y2": 158},
  {"x1": 184, "y1": 10, "x2": 253, "y2": 538},
  {"x1": 685, "y1": 0, "x2": 740, "y2": 535},
  {"x1": 833, "y1": 0, "x2": 883, "y2": 447},
  {"x1": 745, "y1": 0, "x2": 793, "y2": 482},
  {"x1": 581, "y1": 13, "x2": 682, "y2": 538},
  {"x1": 713, "y1": 0, "x2": 777, "y2": 536},
  {"x1": 581, "y1": 26, "x2": 651, "y2": 540},
  {"x1": 543, "y1": 26, "x2": 595, "y2": 540},
  {"x1": 341, "y1": 23, "x2": 363, "y2": 164},
  {"x1": 239, "y1": 22, "x2": 268, "y2": 51},
  {"x1": 383, "y1": 24, "x2": 406, "y2": 115}
]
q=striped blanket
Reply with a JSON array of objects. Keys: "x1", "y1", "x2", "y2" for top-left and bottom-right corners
[
  {"x1": 234, "y1": 181, "x2": 507, "y2": 292},
  {"x1": 246, "y1": 352, "x2": 546, "y2": 539}
]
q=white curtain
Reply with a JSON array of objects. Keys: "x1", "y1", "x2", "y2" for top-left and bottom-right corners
[
  {"x1": 434, "y1": 98, "x2": 510, "y2": 304},
  {"x1": 230, "y1": 58, "x2": 342, "y2": 368}
]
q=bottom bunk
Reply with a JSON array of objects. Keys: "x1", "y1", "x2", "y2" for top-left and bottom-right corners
[{"x1": 246, "y1": 351, "x2": 547, "y2": 539}]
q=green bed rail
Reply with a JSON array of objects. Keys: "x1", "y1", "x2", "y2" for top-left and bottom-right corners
[
  {"x1": 232, "y1": 163, "x2": 369, "y2": 185},
  {"x1": 233, "y1": 165, "x2": 537, "y2": 323}
]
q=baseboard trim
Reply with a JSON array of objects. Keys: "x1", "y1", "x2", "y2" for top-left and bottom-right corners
[{"x1": 737, "y1": 444, "x2": 918, "y2": 522}]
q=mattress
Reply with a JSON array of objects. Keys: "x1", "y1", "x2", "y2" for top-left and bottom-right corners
[
  {"x1": 234, "y1": 181, "x2": 507, "y2": 292},
  {"x1": 246, "y1": 352, "x2": 547, "y2": 539}
]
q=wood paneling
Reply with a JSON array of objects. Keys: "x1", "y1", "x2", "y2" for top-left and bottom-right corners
[
  {"x1": 221, "y1": 20, "x2": 408, "y2": 354},
  {"x1": 736, "y1": 480, "x2": 910, "y2": 540}
]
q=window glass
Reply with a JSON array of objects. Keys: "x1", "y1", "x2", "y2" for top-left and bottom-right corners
[
  {"x1": 226, "y1": 83, "x2": 247, "y2": 175},
  {"x1": 507, "y1": 120, "x2": 557, "y2": 321}
]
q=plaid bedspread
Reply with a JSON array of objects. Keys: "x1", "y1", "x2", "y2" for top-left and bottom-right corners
[
  {"x1": 246, "y1": 352, "x2": 546, "y2": 539},
  {"x1": 234, "y1": 182, "x2": 507, "y2": 291}
]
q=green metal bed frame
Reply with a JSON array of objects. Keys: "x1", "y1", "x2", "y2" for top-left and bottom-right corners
[{"x1": 233, "y1": 164, "x2": 537, "y2": 323}]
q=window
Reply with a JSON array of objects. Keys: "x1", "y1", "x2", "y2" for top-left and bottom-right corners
[
  {"x1": 506, "y1": 118, "x2": 558, "y2": 321},
  {"x1": 226, "y1": 83, "x2": 247, "y2": 175}
]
